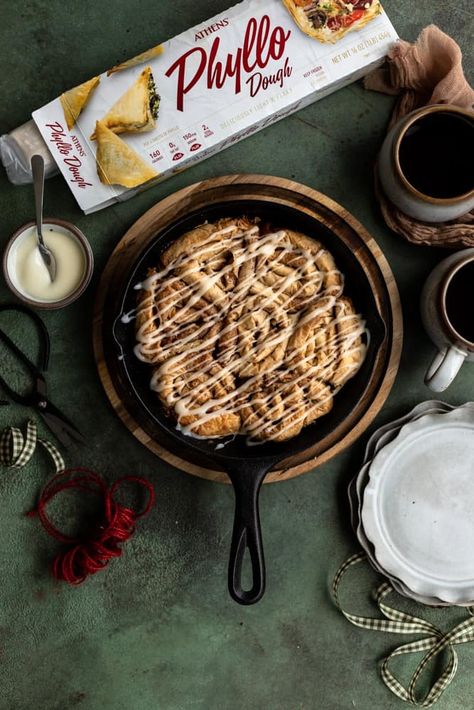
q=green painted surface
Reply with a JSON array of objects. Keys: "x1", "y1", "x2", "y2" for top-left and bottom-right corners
[{"x1": 0, "y1": 1, "x2": 473, "y2": 708}]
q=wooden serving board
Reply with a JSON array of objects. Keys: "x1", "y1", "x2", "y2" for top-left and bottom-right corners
[{"x1": 93, "y1": 175, "x2": 402, "y2": 484}]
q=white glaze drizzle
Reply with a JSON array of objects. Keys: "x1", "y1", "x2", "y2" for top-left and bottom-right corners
[{"x1": 133, "y1": 222, "x2": 368, "y2": 442}]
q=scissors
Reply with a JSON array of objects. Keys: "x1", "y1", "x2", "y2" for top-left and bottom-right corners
[{"x1": 0, "y1": 304, "x2": 85, "y2": 448}]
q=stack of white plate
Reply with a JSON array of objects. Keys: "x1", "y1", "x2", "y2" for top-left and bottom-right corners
[{"x1": 349, "y1": 401, "x2": 474, "y2": 607}]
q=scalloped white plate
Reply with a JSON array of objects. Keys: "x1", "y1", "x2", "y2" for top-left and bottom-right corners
[
  {"x1": 349, "y1": 402, "x2": 474, "y2": 606},
  {"x1": 361, "y1": 407, "x2": 474, "y2": 604},
  {"x1": 348, "y1": 402, "x2": 459, "y2": 606}
]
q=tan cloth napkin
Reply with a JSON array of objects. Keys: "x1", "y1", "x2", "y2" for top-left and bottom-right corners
[{"x1": 365, "y1": 25, "x2": 474, "y2": 248}]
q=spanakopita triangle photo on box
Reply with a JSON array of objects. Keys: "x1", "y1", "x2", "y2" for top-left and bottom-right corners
[
  {"x1": 60, "y1": 76, "x2": 101, "y2": 130},
  {"x1": 90, "y1": 67, "x2": 160, "y2": 139},
  {"x1": 95, "y1": 121, "x2": 158, "y2": 188}
]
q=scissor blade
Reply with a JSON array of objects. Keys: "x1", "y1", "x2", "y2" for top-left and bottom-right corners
[{"x1": 39, "y1": 404, "x2": 86, "y2": 448}]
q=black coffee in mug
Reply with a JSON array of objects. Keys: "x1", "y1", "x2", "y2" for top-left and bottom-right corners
[
  {"x1": 445, "y1": 260, "x2": 474, "y2": 343},
  {"x1": 398, "y1": 111, "x2": 474, "y2": 199}
]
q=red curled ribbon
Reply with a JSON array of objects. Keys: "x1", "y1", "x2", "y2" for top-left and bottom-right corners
[{"x1": 28, "y1": 468, "x2": 155, "y2": 585}]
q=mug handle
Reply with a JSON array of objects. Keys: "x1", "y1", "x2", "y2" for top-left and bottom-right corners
[{"x1": 425, "y1": 347, "x2": 467, "y2": 392}]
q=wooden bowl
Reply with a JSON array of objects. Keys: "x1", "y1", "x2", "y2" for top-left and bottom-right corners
[{"x1": 93, "y1": 175, "x2": 402, "y2": 483}]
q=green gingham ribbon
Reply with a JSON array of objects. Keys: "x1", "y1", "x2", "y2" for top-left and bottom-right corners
[
  {"x1": 0, "y1": 420, "x2": 64, "y2": 473},
  {"x1": 333, "y1": 553, "x2": 474, "y2": 707}
]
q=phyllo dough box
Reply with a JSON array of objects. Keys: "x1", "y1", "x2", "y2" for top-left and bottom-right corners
[{"x1": 32, "y1": 0, "x2": 397, "y2": 214}]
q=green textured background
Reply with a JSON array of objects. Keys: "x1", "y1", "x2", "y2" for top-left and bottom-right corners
[{"x1": 0, "y1": 2, "x2": 473, "y2": 709}]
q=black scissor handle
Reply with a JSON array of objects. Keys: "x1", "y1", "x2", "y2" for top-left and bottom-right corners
[
  {"x1": 0, "y1": 304, "x2": 50, "y2": 402},
  {"x1": 0, "y1": 304, "x2": 50, "y2": 370}
]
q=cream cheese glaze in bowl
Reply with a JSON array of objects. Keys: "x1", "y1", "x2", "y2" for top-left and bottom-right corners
[{"x1": 3, "y1": 218, "x2": 93, "y2": 309}]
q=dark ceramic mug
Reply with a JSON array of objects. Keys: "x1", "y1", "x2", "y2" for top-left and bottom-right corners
[
  {"x1": 378, "y1": 104, "x2": 474, "y2": 223},
  {"x1": 421, "y1": 249, "x2": 474, "y2": 391}
]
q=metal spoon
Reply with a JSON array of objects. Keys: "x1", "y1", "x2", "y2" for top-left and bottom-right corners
[{"x1": 31, "y1": 155, "x2": 56, "y2": 282}]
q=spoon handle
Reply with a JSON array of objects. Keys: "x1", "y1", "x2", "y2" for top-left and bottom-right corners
[{"x1": 31, "y1": 155, "x2": 45, "y2": 246}]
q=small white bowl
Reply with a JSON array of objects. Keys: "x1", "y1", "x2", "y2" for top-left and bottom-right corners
[{"x1": 3, "y1": 218, "x2": 94, "y2": 309}]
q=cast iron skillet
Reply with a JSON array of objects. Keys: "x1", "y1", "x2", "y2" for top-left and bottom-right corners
[{"x1": 106, "y1": 200, "x2": 387, "y2": 605}]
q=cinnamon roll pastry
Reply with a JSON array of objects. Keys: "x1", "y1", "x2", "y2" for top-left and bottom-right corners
[
  {"x1": 285, "y1": 296, "x2": 367, "y2": 389},
  {"x1": 240, "y1": 373, "x2": 333, "y2": 442},
  {"x1": 135, "y1": 268, "x2": 220, "y2": 364},
  {"x1": 162, "y1": 217, "x2": 258, "y2": 305},
  {"x1": 329, "y1": 297, "x2": 367, "y2": 387},
  {"x1": 241, "y1": 379, "x2": 307, "y2": 442},
  {"x1": 285, "y1": 295, "x2": 337, "y2": 376},
  {"x1": 134, "y1": 217, "x2": 368, "y2": 442},
  {"x1": 248, "y1": 230, "x2": 342, "y2": 314},
  {"x1": 303, "y1": 379, "x2": 334, "y2": 426},
  {"x1": 218, "y1": 296, "x2": 296, "y2": 377},
  {"x1": 154, "y1": 353, "x2": 241, "y2": 438}
]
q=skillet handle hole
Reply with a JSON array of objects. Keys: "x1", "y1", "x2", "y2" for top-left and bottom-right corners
[
  {"x1": 229, "y1": 525, "x2": 265, "y2": 605},
  {"x1": 235, "y1": 529, "x2": 259, "y2": 595}
]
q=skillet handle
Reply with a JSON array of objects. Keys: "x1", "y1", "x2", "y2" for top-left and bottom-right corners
[{"x1": 226, "y1": 462, "x2": 270, "y2": 605}]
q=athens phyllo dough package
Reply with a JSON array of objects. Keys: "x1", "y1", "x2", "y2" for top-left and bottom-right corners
[{"x1": 32, "y1": 0, "x2": 397, "y2": 213}]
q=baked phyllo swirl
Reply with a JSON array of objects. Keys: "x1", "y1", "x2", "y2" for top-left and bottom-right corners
[
  {"x1": 135, "y1": 218, "x2": 368, "y2": 443},
  {"x1": 95, "y1": 121, "x2": 158, "y2": 188},
  {"x1": 60, "y1": 76, "x2": 100, "y2": 130},
  {"x1": 282, "y1": 0, "x2": 382, "y2": 43},
  {"x1": 91, "y1": 66, "x2": 160, "y2": 140}
]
